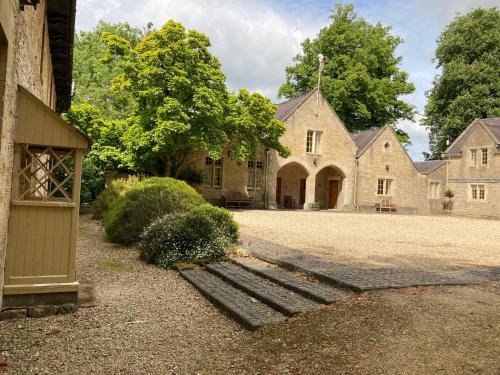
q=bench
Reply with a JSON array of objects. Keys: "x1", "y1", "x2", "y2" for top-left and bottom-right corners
[
  {"x1": 224, "y1": 192, "x2": 253, "y2": 209},
  {"x1": 375, "y1": 198, "x2": 397, "y2": 213}
]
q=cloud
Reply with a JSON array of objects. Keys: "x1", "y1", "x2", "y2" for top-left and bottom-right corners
[
  {"x1": 74, "y1": 0, "x2": 500, "y2": 161},
  {"x1": 76, "y1": 0, "x2": 322, "y2": 99}
]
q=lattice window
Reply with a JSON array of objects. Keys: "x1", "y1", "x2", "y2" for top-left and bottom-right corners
[{"x1": 17, "y1": 145, "x2": 76, "y2": 202}]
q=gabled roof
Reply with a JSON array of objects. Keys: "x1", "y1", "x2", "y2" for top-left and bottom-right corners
[
  {"x1": 414, "y1": 160, "x2": 447, "y2": 175},
  {"x1": 275, "y1": 91, "x2": 315, "y2": 121},
  {"x1": 481, "y1": 117, "x2": 500, "y2": 143},
  {"x1": 350, "y1": 127, "x2": 385, "y2": 157},
  {"x1": 445, "y1": 117, "x2": 500, "y2": 156}
]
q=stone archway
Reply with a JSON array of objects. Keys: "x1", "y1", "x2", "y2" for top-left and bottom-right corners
[
  {"x1": 276, "y1": 162, "x2": 309, "y2": 209},
  {"x1": 314, "y1": 165, "x2": 345, "y2": 209}
]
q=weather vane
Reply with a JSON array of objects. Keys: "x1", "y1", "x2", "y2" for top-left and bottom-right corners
[{"x1": 316, "y1": 53, "x2": 325, "y2": 116}]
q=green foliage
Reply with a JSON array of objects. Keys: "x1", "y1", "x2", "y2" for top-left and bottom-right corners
[
  {"x1": 139, "y1": 204, "x2": 238, "y2": 268},
  {"x1": 92, "y1": 176, "x2": 140, "y2": 219},
  {"x1": 423, "y1": 8, "x2": 500, "y2": 158},
  {"x1": 66, "y1": 104, "x2": 134, "y2": 201},
  {"x1": 445, "y1": 189, "x2": 455, "y2": 199},
  {"x1": 72, "y1": 21, "x2": 151, "y2": 120},
  {"x1": 177, "y1": 168, "x2": 204, "y2": 185},
  {"x1": 103, "y1": 177, "x2": 206, "y2": 245},
  {"x1": 279, "y1": 4, "x2": 415, "y2": 138},
  {"x1": 103, "y1": 20, "x2": 289, "y2": 176},
  {"x1": 81, "y1": 157, "x2": 105, "y2": 204}
]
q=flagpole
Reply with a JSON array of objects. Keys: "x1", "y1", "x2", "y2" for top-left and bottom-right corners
[{"x1": 316, "y1": 53, "x2": 324, "y2": 116}]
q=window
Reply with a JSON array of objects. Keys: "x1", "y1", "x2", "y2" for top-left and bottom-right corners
[
  {"x1": 17, "y1": 145, "x2": 76, "y2": 202},
  {"x1": 481, "y1": 148, "x2": 488, "y2": 165},
  {"x1": 470, "y1": 149, "x2": 477, "y2": 166},
  {"x1": 314, "y1": 131, "x2": 322, "y2": 154},
  {"x1": 306, "y1": 130, "x2": 322, "y2": 154},
  {"x1": 471, "y1": 185, "x2": 485, "y2": 201},
  {"x1": 428, "y1": 182, "x2": 441, "y2": 199},
  {"x1": 377, "y1": 179, "x2": 392, "y2": 196},
  {"x1": 306, "y1": 131, "x2": 314, "y2": 153},
  {"x1": 384, "y1": 142, "x2": 390, "y2": 150},
  {"x1": 247, "y1": 160, "x2": 264, "y2": 190},
  {"x1": 203, "y1": 157, "x2": 222, "y2": 188}
]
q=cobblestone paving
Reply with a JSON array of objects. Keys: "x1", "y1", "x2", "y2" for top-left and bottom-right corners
[
  {"x1": 180, "y1": 268, "x2": 286, "y2": 330},
  {"x1": 241, "y1": 234, "x2": 500, "y2": 292},
  {"x1": 206, "y1": 263, "x2": 318, "y2": 316},
  {"x1": 233, "y1": 258, "x2": 352, "y2": 303}
]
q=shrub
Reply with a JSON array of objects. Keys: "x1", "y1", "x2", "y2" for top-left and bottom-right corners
[
  {"x1": 139, "y1": 204, "x2": 239, "y2": 268},
  {"x1": 103, "y1": 177, "x2": 206, "y2": 245},
  {"x1": 177, "y1": 168, "x2": 204, "y2": 185},
  {"x1": 92, "y1": 176, "x2": 139, "y2": 219}
]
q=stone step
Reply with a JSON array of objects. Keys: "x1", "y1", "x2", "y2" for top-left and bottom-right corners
[
  {"x1": 180, "y1": 268, "x2": 286, "y2": 330},
  {"x1": 247, "y1": 248, "x2": 365, "y2": 292},
  {"x1": 232, "y1": 258, "x2": 352, "y2": 304},
  {"x1": 205, "y1": 262, "x2": 318, "y2": 316}
]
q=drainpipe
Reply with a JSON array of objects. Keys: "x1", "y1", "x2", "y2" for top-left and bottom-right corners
[
  {"x1": 353, "y1": 159, "x2": 359, "y2": 212},
  {"x1": 264, "y1": 149, "x2": 270, "y2": 209}
]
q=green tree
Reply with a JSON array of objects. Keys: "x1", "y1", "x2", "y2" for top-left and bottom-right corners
[
  {"x1": 279, "y1": 4, "x2": 415, "y2": 142},
  {"x1": 103, "y1": 20, "x2": 289, "y2": 177},
  {"x1": 65, "y1": 104, "x2": 133, "y2": 202},
  {"x1": 423, "y1": 8, "x2": 500, "y2": 158},
  {"x1": 72, "y1": 21, "x2": 151, "y2": 119}
]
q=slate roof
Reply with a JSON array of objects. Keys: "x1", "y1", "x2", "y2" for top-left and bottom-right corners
[
  {"x1": 414, "y1": 160, "x2": 447, "y2": 174},
  {"x1": 350, "y1": 127, "x2": 385, "y2": 157},
  {"x1": 482, "y1": 117, "x2": 500, "y2": 143},
  {"x1": 446, "y1": 117, "x2": 500, "y2": 155},
  {"x1": 275, "y1": 91, "x2": 315, "y2": 121}
]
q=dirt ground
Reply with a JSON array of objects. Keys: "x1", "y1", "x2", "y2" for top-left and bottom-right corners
[
  {"x1": 234, "y1": 210, "x2": 500, "y2": 271},
  {"x1": 0, "y1": 214, "x2": 499, "y2": 374}
]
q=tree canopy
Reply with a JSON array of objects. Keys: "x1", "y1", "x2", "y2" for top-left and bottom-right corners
[
  {"x1": 279, "y1": 4, "x2": 415, "y2": 142},
  {"x1": 423, "y1": 8, "x2": 500, "y2": 158},
  {"x1": 102, "y1": 20, "x2": 289, "y2": 176},
  {"x1": 72, "y1": 21, "x2": 152, "y2": 119}
]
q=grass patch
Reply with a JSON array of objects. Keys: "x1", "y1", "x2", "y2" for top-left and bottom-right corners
[{"x1": 99, "y1": 259, "x2": 126, "y2": 272}]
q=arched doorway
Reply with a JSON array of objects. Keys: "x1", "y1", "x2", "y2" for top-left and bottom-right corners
[
  {"x1": 315, "y1": 166, "x2": 345, "y2": 209},
  {"x1": 276, "y1": 162, "x2": 309, "y2": 209}
]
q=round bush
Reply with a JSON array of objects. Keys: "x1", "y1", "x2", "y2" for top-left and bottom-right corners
[
  {"x1": 139, "y1": 204, "x2": 239, "y2": 268},
  {"x1": 92, "y1": 176, "x2": 139, "y2": 219},
  {"x1": 103, "y1": 177, "x2": 206, "y2": 245}
]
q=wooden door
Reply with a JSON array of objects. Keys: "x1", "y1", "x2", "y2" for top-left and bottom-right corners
[
  {"x1": 299, "y1": 178, "x2": 306, "y2": 206},
  {"x1": 276, "y1": 177, "x2": 282, "y2": 206},
  {"x1": 328, "y1": 180, "x2": 339, "y2": 209}
]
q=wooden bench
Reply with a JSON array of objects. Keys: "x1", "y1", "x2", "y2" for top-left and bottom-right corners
[
  {"x1": 375, "y1": 198, "x2": 397, "y2": 213},
  {"x1": 224, "y1": 192, "x2": 253, "y2": 209}
]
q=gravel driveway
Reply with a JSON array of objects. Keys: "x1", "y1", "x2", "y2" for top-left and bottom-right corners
[
  {"x1": 0, "y1": 213, "x2": 499, "y2": 374},
  {"x1": 234, "y1": 210, "x2": 500, "y2": 271}
]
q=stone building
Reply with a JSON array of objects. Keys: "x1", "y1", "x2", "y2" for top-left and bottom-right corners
[
  {"x1": 443, "y1": 117, "x2": 500, "y2": 218},
  {"x1": 187, "y1": 90, "x2": 499, "y2": 219},
  {"x1": 0, "y1": 0, "x2": 86, "y2": 311}
]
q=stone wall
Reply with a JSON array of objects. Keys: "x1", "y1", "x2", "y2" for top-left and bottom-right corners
[
  {"x1": 271, "y1": 92, "x2": 357, "y2": 210},
  {"x1": 0, "y1": 0, "x2": 57, "y2": 309},
  {"x1": 447, "y1": 125, "x2": 500, "y2": 219},
  {"x1": 425, "y1": 163, "x2": 448, "y2": 214},
  {"x1": 355, "y1": 127, "x2": 428, "y2": 214},
  {"x1": 184, "y1": 145, "x2": 269, "y2": 207}
]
